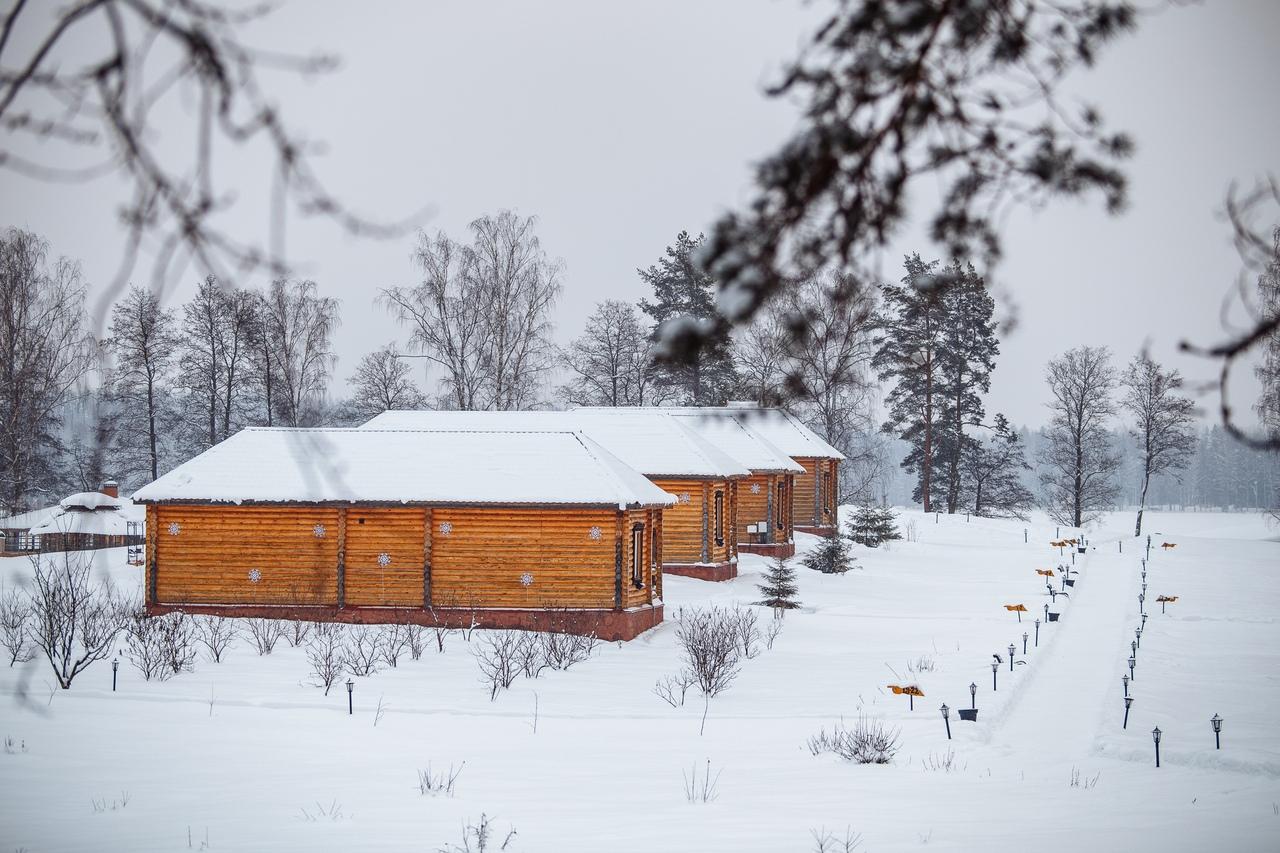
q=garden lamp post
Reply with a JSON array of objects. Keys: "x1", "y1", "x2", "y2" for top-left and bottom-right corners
[
  {"x1": 1141, "y1": 613, "x2": 1148, "y2": 630},
  {"x1": 112, "y1": 657, "x2": 118, "y2": 692},
  {"x1": 1034, "y1": 618, "x2": 1040, "y2": 647},
  {"x1": 1211, "y1": 714, "x2": 1222, "y2": 750},
  {"x1": 1044, "y1": 603, "x2": 1050, "y2": 623},
  {"x1": 1122, "y1": 673, "x2": 1129, "y2": 697},
  {"x1": 346, "y1": 678, "x2": 354, "y2": 715},
  {"x1": 1142, "y1": 582, "x2": 1147, "y2": 597},
  {"x1": 1022, "y1": 632, "x2": 1029, "y2": 655},
  {"x1": 1123, "y1": 696, "x2": 1133, "y2": 729},
  {"x1": 1008, "y1": 644, "x2": 1016, "y2": 671},
  {"x1": 941, "y1": 704, "x2": 951, "y2": 740},
  {"x1": 969, "y1": 682, "x2": 977, "y2": 710},
  {"x1": 1153, "y1": 726, "x2": 1162, "y2": 768},
  {"x1": 1128, "y1": 656, "x2": 1136, "y2": 682},
  {"x1": 1131, "y1": 639, "x2": 1138, "y2": 659},
  {"x1": 992, "y1": 660, "x2": 999, "y2": 691},
  {"x1": 1136, "y1": 627, "x2": 1143, "y2": 649},
  {"x1": 1139, "y1": 592, "x2": 1145, "y2": 615}
]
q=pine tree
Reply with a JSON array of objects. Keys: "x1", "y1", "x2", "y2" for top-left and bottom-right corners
[
  {"x1": 847, "y1": 505, "x2": 901, "y2": 547},
  {"x1": 638, "y1": 231, "x2": 737, "y2": 405},
  {"x1": 801, "y1": 534, "x2": 856, "y2": 574},
  {"x1": 756, "y1": 555, "x2": 801, "y2": 609},
  {"x1": 964, "y1": 414, "x2": 1035, "y2": 520}
]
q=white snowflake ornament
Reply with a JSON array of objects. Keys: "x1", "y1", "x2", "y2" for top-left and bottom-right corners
[
  {"x1": 377, "y1": 552, "x2": 392, "y2": 567},
  {"x1": 588, "y1": 526, "x2": 603, "y2": 541},
  {"x1": 248, "y1": 568, "x2": 262, "y2": 583},
  {"x1": 168, "y1": 521, "x2": 181, "y2": 536},
  {"x1": 750, "y1": 483, "x2": 762, "y2": 495},
  {"x1": 439, "y1": 521, "x2": 453, "y2": 536},
  {"x1": 313, "y1": 523, "x2": 327, "y2": 538},
  {"x1": 519, "y1": 572, "x2": 535, "y2": 587},
  {"x1": 678, "y1": 492, "x2": 691, "y2": 504}
]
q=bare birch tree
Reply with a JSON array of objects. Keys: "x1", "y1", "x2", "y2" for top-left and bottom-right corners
[
  {"x1": 559, "y1": 300, "x2": 659, "y2": 407},
  {"x1": 177, "y1": 276, "x2": 256, "y2": 450},
  {"x1": 345, "y1": 344, "x2": 428, "y2": 423},
  {"x1": 1121, "y1": 353, "x2": 1196, "y2": 537},
  {"x1": 106, "y1": 285, "x2": 180, "y2": 481},
  {"x1": 259, "y1": 279, "x2": 340, "y2": 426},
  {"x1": 1039, "y1": 346, "x2": 1120, "y2": 527},
  {"x1": 0, "y1": 228, "x2": 95, "y2": 512}
]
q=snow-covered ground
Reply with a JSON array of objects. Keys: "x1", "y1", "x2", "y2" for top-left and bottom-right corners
[{"x1": 2, "y1": 510, "x2": 1278, "y2": 852}]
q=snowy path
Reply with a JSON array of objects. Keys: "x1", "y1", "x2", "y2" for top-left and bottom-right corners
[{"x1": 992, "y1": 545, "x2": 1137, "y2": 762}]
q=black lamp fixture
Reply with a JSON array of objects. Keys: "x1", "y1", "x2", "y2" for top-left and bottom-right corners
[
  {"x1": 1043, "y1": 603, "x2": 1050, "y2": 623},
  {"x1": 345, "y1": 678, "x2": 354, "y2": 715},
  {"x1": 1131, "y1": 639, "x2": 1138, "y2": 658},
  {"x1": 969, "y1": 681, "x2": 977, "y2": 710},
  {"x1": 1141, "y1": 613, "x2": 1148, "y2": 630},
  {"x1": 1128, "y1": 655, "x2": 1136, "y2": 682},
  {"x1": 1034, "y1": 618, "x2": 1040, "y2": 647},
  {"x1": 1153, "y1": 726, "x2": 1162, "y2": 767},
  {"x1": 1008, "y1": 643, "x2": 1016, "y2": 671},
  {"x1": 1123, "y1": 695, "x2": 1133, "y2": 729},
  {"x1": 1122, "y1": 673, "x2": 1129, "y2": 697},
  {"x1": 1211, "y1": 714, "x2": 1222, "y2": 750},
  {"x1": 1136, "y1": 627, "x2": 1143, "y2": 649},
  {"x1": 991, "y1": 660, "x2": 999, "y2": 691},
  {"x1": 111, "y1": 656, "x2": 119, "y2": 692},
  {"x1": 1022, "y1": 632, "x2": 1029, "y2": 655},
  {"x1": 940, "y1": 703, "x2": 951, "y2": 740}
]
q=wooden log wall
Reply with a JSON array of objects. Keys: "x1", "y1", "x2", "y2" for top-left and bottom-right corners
[
  {"x1": 649, "y1": 477, "x2": 735, "y2": 566},
  {"x1": 793, "y1": 457, "x2": 819, "y2": 527},
  {"x1": 344, "y1": 507, "x2": 427, "y2": 607}
]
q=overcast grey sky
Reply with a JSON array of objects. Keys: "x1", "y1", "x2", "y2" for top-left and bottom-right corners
[{"x1": 2, "y1": 0, "x2": 1276, "y2": 428}]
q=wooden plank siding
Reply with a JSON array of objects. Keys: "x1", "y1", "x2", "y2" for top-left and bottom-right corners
[
  {"x1": 649, "y1": 477, "x2": 735, "y2": 566},
  {"x1": 154, "y1": 506, "x2": 340, "y2": 605},
  {"x1": 344, "y1": 507, "x2": 427, "y2": 607},
  {"x1": 790, "y1": 457, "x2": 840, "y2": 529},
  {"x1": 735, "y1": 473, "x2": 793, "y2": 545}
]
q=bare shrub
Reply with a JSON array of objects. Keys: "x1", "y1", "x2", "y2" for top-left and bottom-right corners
[
  {"x1": 537, "y1": 610, "x2": 598, "y2": 671},
  {"x1": 732, "y1": 607, "x2": 761, "y2": 659},
  {"x1": 405, "y1": 624, "x2": 428, "y2": 660},
  {"x1": 807, "y1": 717, "x2": 901, "y2": 765},
  {"x1": 195, "y1": 615, "x2": 238, "y2": 663},
  {"x1": 922, "y1": 748, "x2": 958, "y2": 773},
  {"x1": 675, "y1": 608, "x2": 742, "y2": 698},
  {"x1": 904, "y1": 519, "x2": 919, "y2": 543},
  {"x1": 245, "y1": 618, "x2": 285, "y2": 656},
  {"x1": 417, "y1": 762, "x2": 465, "y2": 797},
  {"x1": 27, "y1": 551, "x2": 129, "y2": 688},
  {"x1": 343, "y1": 625, "x2": 384, "y2": 677},
  {"x1": 474, "y1": 631, "x2": 522, "y2": 701},
  {"x1": 306, "y1": 623, "x2": 345, "y2": 695},
  {"x1": 1069, "y1": 767, "x2": 1101, "y2": 790},
  {"x1": 682, "y1": 758, "x2": 721, "y2": 803},
  {"x1": 428, "y1": 608, "x2": 455, "y2": 653},
  {"x1": 437, "y1": 812, "x2": 517, "y2": 853},
  {"x1": 125, "y1": 611, "x2": 196, "y2": 681},
  {"x1": 653, "y1": 671, "x2": 695, "y2": 708},
  {"x1": 811, "y1": 826, "x2": 863, "y2": 852},
  {"x1": 764, "y1": 617, "x2": 783, "y2": 650},
  {"x1": 907, "y1": 655, "x2": 936, "y2": 675},
  {"x1": 515, "y1": 632, "x2": 548, "y2": 679},
  {"x1": 285, "y1": 619, "x2": 311, "y2": 648},
  {"x1": 0, "y1": 585, "x2": 34, "y2": 666},
  {"x1": 379, "y1": 623, "x2": 411, "y2": 668}
]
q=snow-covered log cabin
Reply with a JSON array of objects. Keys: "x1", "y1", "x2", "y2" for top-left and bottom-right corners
[
  {"x1": 131, "y1": 428, "x2": 675, "y2": 640},
  {"x1": 362, "y1": 409, "x2": 752, "y2": 581}
]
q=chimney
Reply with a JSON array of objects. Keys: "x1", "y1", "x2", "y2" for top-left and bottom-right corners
[{"x1": 101, "y1": 480, "x2": 119, "y2": 498}]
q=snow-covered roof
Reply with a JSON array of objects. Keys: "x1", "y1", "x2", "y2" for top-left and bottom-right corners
[
  {"x1": 132, "y1": 427, "x2": 675, "y2": 509},
  {"x1": 31, "y1": 508, "x2": 135, "y2": 537},
  {"x1": 715, "y1": 404, "x2": 845, "y2": 460},
  {"x1": 659, "y1": 411, "x2": 805, "y2": 473},
  {"x1": 361, "y1": 410, "x2": 751, "y2": 479},
  {"x1": 60, "y1": 491, "x2": 122, "y2": 511},
  {"x1": 0, "y1": 504, "x2": 59, "y2": 530}
]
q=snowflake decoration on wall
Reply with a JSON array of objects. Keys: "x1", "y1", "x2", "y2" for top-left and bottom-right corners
[
  {"x1": 313, "y1": 523, "x2": 326, "y2": 538},
  {"x1": 377, "y1": 552, "x2": 392, "y2": 567},
  {"x1": 750, "y1": 483, "x2": 762, "y2": 495},
  {"x1": 588, "y1": 526, "x2": 603, "y2": 541},
  {"x1": 519, "y1": 572, "x2": 535, "y2": 587},
  {"x1": 678, "y1": 492, "x2": 691, "y2": 504},
  {"x1": 167, "y1": 521, "x2": 181, "y2": 535},
  {"x1": 439, "y1": 521, "x2": 453, "y2": 536},
  {"x1": 248, "y1": 568, "x2": 262, "y2": 583}
]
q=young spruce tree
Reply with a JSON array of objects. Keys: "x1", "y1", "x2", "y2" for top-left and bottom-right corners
[
  {"x1": 801, "y1": 535, "x2": 856, "y2": 575},
  {"x1": 756, "y1": 555, "x2": 801, "y2": 610}
]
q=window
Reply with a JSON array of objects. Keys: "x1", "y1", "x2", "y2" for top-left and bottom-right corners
[
  {"x1": 822, "y1": 472, "x2": 832, "y2": 517},
  {"x1": 776, "y1": 479, "x2": 786, "y2": 528},
  {"x1": 651, "y1": 525, "x2": 660, "y2": 568},
  {"x1": 631, "y1": 523, "x2": 645, "y2": 587},
  {"x1": 714, "y1": 491, "x2": 724, "y2": 546}
]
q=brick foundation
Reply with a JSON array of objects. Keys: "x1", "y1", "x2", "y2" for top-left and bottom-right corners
[
  {"x1": 662, "y1": 560, "x2": 738, "y2": 582},
  {"x1": 795, "y1": 525, "x2": 839, "y2": 538},
  {"x1": 737, "y1": 541, "x2": 796, "y2": 558},
  {"x1": 146, "y1": 601, "x2": 664, "y2": 641}
]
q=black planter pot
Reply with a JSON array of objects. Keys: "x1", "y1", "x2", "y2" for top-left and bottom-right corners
[
  {"x1": 1077, "y1": 546, "x2": 1086, "y2": 554},
  {"x1": 1064, "y1": 578, "x2": 1076, "y2": 588},
  {"x1": 958, "y1": 708, "x2": 979, "y2": 722},
  {"x1": 1047, "y1": 612, "x2": 1061, "y2": 622}
]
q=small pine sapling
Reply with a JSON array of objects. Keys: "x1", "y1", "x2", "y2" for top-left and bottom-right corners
[
  {"x1": 802, "y1": 535, "x2": 856, "y2": 574},
  {"x1": 756, "y1": 555, "x2": 801, "y2": 610},
  {"x1": 846, "y1": 505, "x2": 901, "y2": 548}
]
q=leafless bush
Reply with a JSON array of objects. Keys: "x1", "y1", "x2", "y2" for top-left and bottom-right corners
[
  {"x1": 245, "y1": 619, "x2": 285, "y2": 656},
  {"x1": 807, "y1": 717, "x2": 901, "y2": 765},
  {"x1": 305, "y1": 624, "x2": 346, "y2": 695},
  {"x1": 682, "y1": 758, "x2": 721, "y2": 803},
  {"x1": 0, "y1": 585, "x2": 34, "y2": 666},
  {"x1": 765, "y1": 617, "x2": 784, "y2": 650},
  {"x1": 428, "y1": 608, "x2": 455, "y2": 653},
  {"x1": 732, "y1": 607, "x2": 762, "y2": 659},
  {"x1": 811, "y1": 826, "x2": 863, "y2": 852},
  {"x1": 907, "y1": 655, "x2": 936, "y2": 675},
  {"x1": 437, "y1": 812, "x2": 517, "y2": 853},
  {"x1": 1069, "y1": 767, "x2": 1101, "y2": 790},
  {"x1": 904, "y1": 519, "x2": 919, "y2": 543},
  {"x1": 922, "y1": 749, "x2": 958, "y2": 773},
  {"x1": 125, "y1": 611, "x2": 196, "y2": 681},
  {"x1": 653, "y1": 671, "x2": 695, "y2": 708},
  {"x1": 675, "y1": 608, "x2": 742, "y2": 698},
  {"x1": 537, "y1": 616, "x2": 598, "y2": 671},
  {"x1": 195, "y1": 615, "x2": 238, "y2": 663},
  {"x1": 27, "y1": 551, "x2": 129, "y2": 688},
  {"x1": 285, "y1": 619, "x2": 311, "y2": 648},
  {"x1": 343, "y1": 625, "x2": 384, "y2": 677},
  {"x1": 514, "y1": 632, "x2": 549, "y2": 679},
  {"x1": 417, "y1": 762, "x2": 465, "y2": 797},
  {"x1": 474, "y1": 631, "x2": 522, "y2": 701},
  {"x1": 405, "y1": 624, "x2": 428, "y2": 660},
  {"x1": 379, "y1": 623, "x2": 412, "y2": 668}
]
